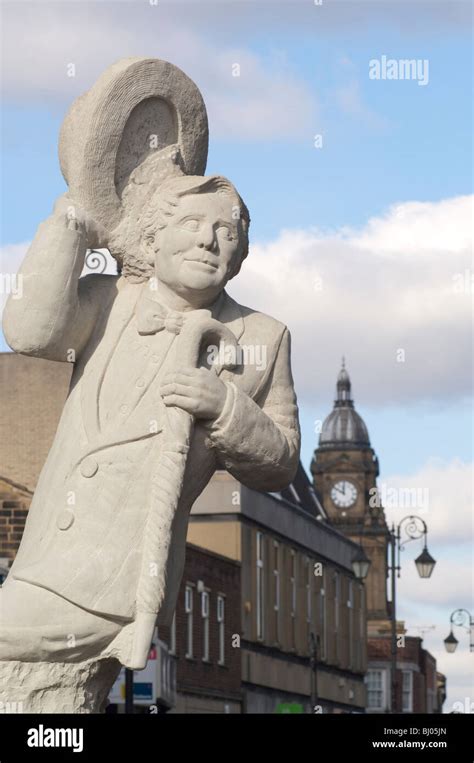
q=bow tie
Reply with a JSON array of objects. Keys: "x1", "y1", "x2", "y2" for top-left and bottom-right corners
[{"x1": 136, "y1": 297, "x2": 185, "y2": 336}]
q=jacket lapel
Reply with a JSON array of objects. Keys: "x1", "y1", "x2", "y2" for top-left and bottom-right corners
[
  {"x1": 214, "y1": 291, "x2": 245, "y2": 376},
  {"x1": 80, "y1": 279, "x2": 142, "y2": 443},
  {"x1": 214, "y1": 292, "x2": 273, "y2": 400}
]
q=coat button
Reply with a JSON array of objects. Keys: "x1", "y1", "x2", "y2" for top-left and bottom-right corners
[
  {"x1": 57, "y1": 510, "x2": 74, "y2": 531},
  {"x1": 80, "y1": 456, "x2": 98, "y2": 478}
]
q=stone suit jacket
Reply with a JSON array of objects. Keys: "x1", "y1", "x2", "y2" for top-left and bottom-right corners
[{"x1": 3, "y1": 217, "x2": 300, "y2": 624}]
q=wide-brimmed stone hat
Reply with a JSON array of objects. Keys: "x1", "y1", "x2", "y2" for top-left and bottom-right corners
[{"x1": 58, "y1": 57, "x2": 209, "y2": 239}]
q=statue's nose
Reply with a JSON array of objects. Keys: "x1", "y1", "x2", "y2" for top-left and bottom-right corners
[{"x1": 197, "y1": 223, "x2": 216, "y2": 250}]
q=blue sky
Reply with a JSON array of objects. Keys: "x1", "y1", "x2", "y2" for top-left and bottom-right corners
[{"x1": 1, "y1": 0, "x2": 472, "y2": 709}]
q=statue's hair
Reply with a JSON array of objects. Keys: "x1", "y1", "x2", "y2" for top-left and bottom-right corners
[{"x1": 111, "y1": 173, "x2": 250, "y2": 282}]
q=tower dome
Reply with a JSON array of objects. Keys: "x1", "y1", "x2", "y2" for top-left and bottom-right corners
[{"x1": 319, "y1": 360, "x2": 370, "y2": 449}]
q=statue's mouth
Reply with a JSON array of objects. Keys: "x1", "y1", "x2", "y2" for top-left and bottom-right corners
[{"x1": 183, "y1": 258, "x2": 219, "y2": 270}]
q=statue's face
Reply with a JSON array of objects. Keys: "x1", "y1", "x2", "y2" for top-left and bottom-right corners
[{"x1": 152, "y1": 192, "x2": 243, "y2": 295}]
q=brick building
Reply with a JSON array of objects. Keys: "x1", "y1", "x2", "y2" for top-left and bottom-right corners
[
  {"x1": 367, "y1": 632, "x2": 444, "y2": 713},
  {"x1": 0, "y1": 478, "x2": 31, "y2": 574},
  {"x1": 160, "y1": 543, "x2": 242, "y2": 713},
  {"x1": 0, "y1": 352, "x2": 70, "y2": 573},
  {"x1": 0, "y1": 352, "x2": 71, "y2": 578},
  {"x1": 0, "y1": 353, "x2": 71, "y2": 493}
]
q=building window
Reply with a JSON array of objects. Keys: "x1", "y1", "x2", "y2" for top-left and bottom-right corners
[
  {"x1": 290, "y1": 550, "x2": 296, "y2": 617},
  {"x1": 273, "y1": 541, "x2": 280, "y2": 642},
  {"x1": 305, "y1": 557, "x2": 312, "y2": 632},
  {"x1": 334, "y1": 571, "x2": 340, "y2": 629},
  {"x1": 290, "y1": 549, "x2": 297, "y2": 648},
  {"x1": 348, "y1": 580, "x2": 353, "y2": 668},
  {"x1": 185, "y1": 584, "x2": 193, "y2": 659},
  {"x1": 333, "y1": 570, "x2": 340, "y2": 660},
  {"x1": 367, "y1": 669, "x2": 387, "y2": 710},
  {"x1": 170, "y1": 612, "x2": 176, "y2": 655},
  {"x1": 359, "y1": 585, "x2": 365, "y2": 670},
  {"x1": 256, "y1": 531, "x2": 264, "y2": 640},
  {"x1": 201, "y1": 590, "x2": 210, "y2": 662},
  {"x1": 217, "y1": 594, "x2": 225, "y2": 665},
  {"x1": 319, "y1": 571, "x2": 327, "y2": 661},
  {"x1": 402, "y1": 670, "x2": 413, "y2": 712}
]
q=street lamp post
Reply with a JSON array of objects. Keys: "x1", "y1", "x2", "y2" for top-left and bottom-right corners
[
  {"x1": 444, "y1": 609, "x2": 474, "y2": 654},
  {"x1": 309, "y1": 632, "x2": 320, "y2": 713},
  {"x1": 389, "y1": 516, "x2": 436, "y2": 713}
]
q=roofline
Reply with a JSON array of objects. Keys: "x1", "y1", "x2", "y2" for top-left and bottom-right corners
[{"x1": 257, "y1": 487, "x2": 366, "y2": 553}]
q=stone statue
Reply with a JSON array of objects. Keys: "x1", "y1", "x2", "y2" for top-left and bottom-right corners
[{"x1": 0, "y1": 59, "x2": 300, "y2": 712}]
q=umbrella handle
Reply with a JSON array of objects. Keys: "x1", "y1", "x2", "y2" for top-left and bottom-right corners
[{"x1": 176, "y1": 311, "x2": 240, "y2": 371}]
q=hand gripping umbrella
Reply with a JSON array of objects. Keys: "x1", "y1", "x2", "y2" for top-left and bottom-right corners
[{"x1": 130, "y1": 312, "x2": 238, "y2": 669}]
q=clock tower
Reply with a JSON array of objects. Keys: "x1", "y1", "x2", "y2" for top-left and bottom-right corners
[{"x1": 311, "y1": 361, "x2": 390, "y2": 621}]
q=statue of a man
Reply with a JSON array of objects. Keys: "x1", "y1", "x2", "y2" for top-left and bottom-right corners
[{"x1": 1, "y1": 173, "x2": 300, "y2": 689}]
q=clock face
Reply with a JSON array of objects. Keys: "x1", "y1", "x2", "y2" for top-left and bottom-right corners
[{"x1": 330, "y1": 480, "x2": 358, "y2": 508}]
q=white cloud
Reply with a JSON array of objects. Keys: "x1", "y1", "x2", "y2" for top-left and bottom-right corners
[
  {"x1": 1, "y1": 2, "x2": 316, "y2": 141},
  {"x1": 352, "y1": 196, "x2": 472, "y2": 254},
  {"x1": 383, "y1": 458, "x2": 473, "y2": 547},
  {"x1": 397, "y1": 550, "x2": 472, "y2": 608},
  {"x1": 228, "y1": 195, "x2": 473, "y2": 406},
  {"x1": 203, "y1": 49, "x2": 315, "y2": 140},
  {"x1": 382, "y1": 458, "x2": 473, "y2": 628}
]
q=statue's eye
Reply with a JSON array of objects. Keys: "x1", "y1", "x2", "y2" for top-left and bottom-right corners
[
  {"x1": 217, "y1": 225, "x2": 234, "y2": 240},
  {"x1": 181, "y1": 219, "x2": 200, "y2": 232}
]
